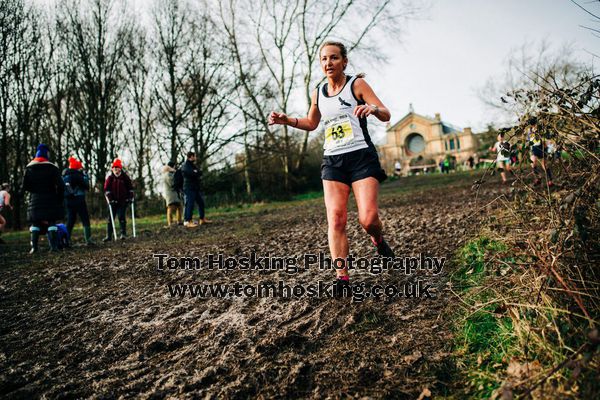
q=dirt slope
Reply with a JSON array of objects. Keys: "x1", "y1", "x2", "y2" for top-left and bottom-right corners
[{"x1": 0, "y1": 174, "x2": 503, "y2": 399}]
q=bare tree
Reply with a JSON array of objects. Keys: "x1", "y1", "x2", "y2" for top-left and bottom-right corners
[
  {"x1": 151, "y1": 0, "x2": 196, "y2": 164},
  {"x1": 124, "y1": 23, "x2": 156, "y2": 197},
  {"x1": 57, "y1": 0, "x2": 133, "y2": 194},
  {"x1": 183, "y1": 11, "x2": 239, "y2": 167},
  {"x1": 479, "y1": 41, "x2": 584, "y2": 125},
  {"x1": 219, "y1": 0, "x2": 422, "y2": 192},
  {"x1": 42, "y1": 18, "x2": 75, "y2": 170},
  {"x1": 0, "y1": 0, "x2": 54, "y2": 228}
]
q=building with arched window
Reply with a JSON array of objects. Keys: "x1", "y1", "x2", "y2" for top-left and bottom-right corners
[{"x1": 378, "y1": 108, "x2": 478, "y2": 175}]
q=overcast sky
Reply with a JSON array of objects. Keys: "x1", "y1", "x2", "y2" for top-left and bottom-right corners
[
  {"x1": 35, "y1": 0, "x2": 599, "y2": 137},
  {"x1": 366, "y1": 0, "x2": 599, "y2": 133}
]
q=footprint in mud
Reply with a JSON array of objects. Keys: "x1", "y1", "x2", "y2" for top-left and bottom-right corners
[
  {"x1": 284, "y1": 362, "x2": 313, "y2": 397},
  {"x1": 255, "y1": 330, "x2": 310, "y2": 357}
]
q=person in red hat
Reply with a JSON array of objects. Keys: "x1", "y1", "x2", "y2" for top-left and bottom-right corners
[
  {"x1": 103, "y1": 158, "x2": 134, "y2": 241},
  {"x1": 62, "y1": 156, "x2": 93, "y2": 245}
]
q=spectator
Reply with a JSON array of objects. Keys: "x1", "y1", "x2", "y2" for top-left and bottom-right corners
[
  {"x1": 467, "y1": 156, "x2": 474, "y2": 170},
  {"x1": 443, "y1": 158, "x2": 450, "y2": 174},
  {"x1": 0, "y1": 182, "x2": 12, "y2": 244},
  {"x1": 103, "y1": 159, "x2": 134, "y2": 241},
  {"x1": 62, "y1": 157, "x2": 94, "y2": 245},
  {"x1": 161, "y1": 161, "x2": 183, "y2": 227},
  {"x1": 394, "y1": 160, "x2": 402, "y2": 176},
  {"x1": 22, "y1": 144, "x2": 65, "y2": 253},
  {"x1": 182, "y1": 152, "x2": 211, "y2": 227}
]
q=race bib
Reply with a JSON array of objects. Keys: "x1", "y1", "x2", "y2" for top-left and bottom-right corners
[{"x1": 323, "y1": 115, "x2": 355, "y2": 151}]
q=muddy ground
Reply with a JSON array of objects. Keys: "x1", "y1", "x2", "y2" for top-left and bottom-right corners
[{"x1": 0, "y1": 173, "x2": 505, "y2": 399}]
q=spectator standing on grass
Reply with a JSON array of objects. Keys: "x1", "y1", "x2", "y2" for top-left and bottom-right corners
[
  {"x1": 62, "y1": 157, "x2": 94, "y2": 245},
  {"x1": 443, "y1": 158, "x2": 450, "y2": 174},
  {"x1": 0, "y1": 183, "x2": 13, "y2": 244},
  {"x1": 103, "y1": 159, "x2": 134, "y2": 241},
  {"x1": 161, "y1": 161, "x2": 183, "y2": 227},
  {"x1": 182, "y1": 152, "x2": 211, "y2": 227},
  {"x1": 394, "y1": 160, "x2": 402, "y2": 176},
  {"x1": 467, "y1": 156, "x2": 474, "y2": 170},
  {"x1": 22, "y1": 144, "x2": 65, "y2": 253}
]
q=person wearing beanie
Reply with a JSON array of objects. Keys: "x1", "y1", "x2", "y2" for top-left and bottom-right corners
[
  {"x1": 22, "y1": 144, "x2": 65, "y2": 253},
  {"x1": 181, "y1": 152, "x2": 211, "y2": 227},
  {"x1": 103, "y1": 158, "x2": 134, "y2": 241},
  {"x1": 62, "y1": 156, "x2": 93, "y2": 245},
  {"x1": 161, "y1": 161, "x2": 183, "y2": 227}
]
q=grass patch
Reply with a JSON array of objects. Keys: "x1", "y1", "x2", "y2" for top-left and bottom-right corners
[
  {"x1": 452, "y1": 236, "x2": 507, "y2": 286},
  {"x1": 454, "y1": 308, "x2": 515, "y2": 398},
  {"x1": 447, "y1": 235, "x2": 518, "y2": 398},
  {"x1": 291, "y1": 190, "x2": 323, "y2": 201}
]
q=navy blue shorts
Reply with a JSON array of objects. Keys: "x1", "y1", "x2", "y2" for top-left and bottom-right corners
[
  {"x1": 321, "y1": 147, "x2": 387, "y2": 186},
  {"x1": 531, "y1": 145, "x2": 545, "y2": 158}
]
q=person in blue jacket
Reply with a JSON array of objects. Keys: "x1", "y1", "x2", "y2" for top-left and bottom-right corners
[{"x1": 62, "y1": 156, "x2": 94, "y2": 245}]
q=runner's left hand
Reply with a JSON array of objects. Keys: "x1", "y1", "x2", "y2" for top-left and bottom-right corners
[{"x1": 353, "y1": 104, "x2": 376, "y2": 118}]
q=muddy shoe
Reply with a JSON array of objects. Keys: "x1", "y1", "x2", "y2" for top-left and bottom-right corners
[
  {"x1": 372, "y1": 236, "x2": 395, "y2": 258},
  {"x1": 333, "y1": 277, "x2": 351, "y2": 298}
]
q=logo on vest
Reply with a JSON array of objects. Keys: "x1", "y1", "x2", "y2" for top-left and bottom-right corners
[{"x1": 338, "y1": 97, "x2": 351, "y2": 108}]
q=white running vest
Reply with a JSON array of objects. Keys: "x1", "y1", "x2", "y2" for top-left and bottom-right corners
[{"x1": 317, "y1": 75, "x2": 373, "y2": 156}]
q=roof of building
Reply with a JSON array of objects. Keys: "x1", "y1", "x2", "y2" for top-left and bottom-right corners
[
  {"x1": 386, "y1": 111, "x2": 463, "y2": 135},
  {"x1": 441, "y1": 122, "x2": 461, "y2": 134}
]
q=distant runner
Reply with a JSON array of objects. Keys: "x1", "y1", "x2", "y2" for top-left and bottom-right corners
[
  {"x1": 528, "y1": 126, "x2": 554, "y2": 187},
  {"x1": 490, "y1": 132, "x2": 512, "y2": 184}
]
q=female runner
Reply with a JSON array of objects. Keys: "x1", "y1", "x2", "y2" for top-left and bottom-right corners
[{"x1": 269, "y1": 41, "x2": 395, "y2": 295}]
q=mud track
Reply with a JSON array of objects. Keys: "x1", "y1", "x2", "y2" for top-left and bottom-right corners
[{"x1": 0, "y1": 174, "x2": 504, "y2": 399}]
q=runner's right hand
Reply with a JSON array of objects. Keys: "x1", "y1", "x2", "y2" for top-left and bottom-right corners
[{"x1": 268, "y1": 112, "x2": 288, "y2": 126}]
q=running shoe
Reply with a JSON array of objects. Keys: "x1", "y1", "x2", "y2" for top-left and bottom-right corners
[
  {"x1": 372, "y1": 236, "x2": 395, "y2": 258},
  {"x1": 333, "y1": 277, "x2": 351, "y2": 298}
]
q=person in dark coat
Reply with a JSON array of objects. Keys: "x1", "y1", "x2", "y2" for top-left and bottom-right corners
[
  {"x1": 22, "y1": 144, "x2": 65, "y2": 253},
  {"x1": 103, "y1": 158, "x2": 134, "y2": 241},
  {"x1": 181, "y1": 151, "x2": 211, "y2": 227},
  {"x1": 63, "y1": 156, "x2": 93, "y2": 245}
]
